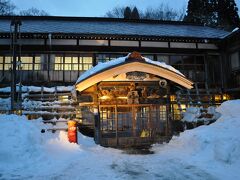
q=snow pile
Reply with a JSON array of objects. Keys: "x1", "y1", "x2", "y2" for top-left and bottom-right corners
[
  {"x1": 0, "y1": 100, "x2": 240, "y2": 179},
  {"x1": 0, "y1": 115, "x2": 83, "y2": 178},
  {"x1": 0, "y1": 98, "x2": 11, "y2": 111},
  {"x1": 0, "y1": 115, "x2": 46, "y2": 165},
  {"x1": 76, "y1": 54, "x2": 183, "y2": 83},
  {"x1": 216, "y1": 99, "x2": 240, "y2": 117},
  {"x1": 153, "y1": 100, "x2": 240, "y2": 179},
  {"x1": 182, "y1": 107, "x2": 201, "y2": 122},
  {"x1": 182, "y1": 106, "x2": 221, "y2": 122}
]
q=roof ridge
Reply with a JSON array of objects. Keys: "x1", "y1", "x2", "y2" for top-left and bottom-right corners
[{"x1": 0, "y1": 15, "x2": 205, "y2": 26}]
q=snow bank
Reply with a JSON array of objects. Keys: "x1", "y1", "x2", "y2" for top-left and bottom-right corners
[
  {"x1": 153, "y1": 100, "x2": 240, "y2": 179},
  {"x1": 0, "y1": 100, "x2": 240, "y2": 179},
  {"x1": 0, "y1": 115, "x2": 46, "y2": 164},
  {"x1": 216, "y1": 99, "x2": 240, "y2": 117}
]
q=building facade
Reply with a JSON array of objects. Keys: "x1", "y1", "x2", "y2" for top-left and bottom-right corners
[{"x1": 0, "y1": 16, "x2": 239, "y2": 96}]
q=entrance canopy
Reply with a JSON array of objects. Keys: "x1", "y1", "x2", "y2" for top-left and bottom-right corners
[{"x1": 75, "y1": 52, "x2": 193, "y2": 91}]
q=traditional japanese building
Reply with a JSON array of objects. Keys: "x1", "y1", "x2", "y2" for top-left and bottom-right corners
[
  {"x1": 75, "y1": 51, "x2": 193, "y2": 147},
  {"x1": 0, "y1": 16, "x2": 240, "y2": 146},
  {"x1": 0, "y1": 15, "x2": 238, "y2": 94}
]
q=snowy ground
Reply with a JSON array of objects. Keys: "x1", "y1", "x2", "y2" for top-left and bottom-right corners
[{"x1": 0, "y1": 100, "x2": 240, "y2": 180}]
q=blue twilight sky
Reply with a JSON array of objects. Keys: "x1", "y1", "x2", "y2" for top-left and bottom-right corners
[{"x1": 12, "y1": 0, "x2": 240, "y2": 17}]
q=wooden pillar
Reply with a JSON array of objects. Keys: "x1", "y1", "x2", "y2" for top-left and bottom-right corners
[
  {"x1": 47, "y1": 53, "x2": 51, "y2": 82},
  {"x1": 92, "y1": 53, "x2": 97, "y2": 67},
  {"x1": 132, "y1": 105, "x2": 137, "y2": 137},
  {"x1": 63, "y1": 54, "x2": 65, "y2": 83},
  {"x1": 166, "y1": 86, "x2": 172, "y2": 137},
  {"x1": 10, "y1": 18, "x2": 21, "y2": 112},
  {"x1": 115, "y1": 105, "x2": 119, "y2": 147},
  {"x1": 148, "y1": 105, "x2": 152, "y2": 138},
  {"x1": 93, "y1": 85, "x2": 101, "y2": 144}
]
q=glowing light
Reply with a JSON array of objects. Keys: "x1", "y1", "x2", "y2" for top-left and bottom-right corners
[
  {"x1": 117, "y1": 96, "x2": 128, "y2": 99},
  {"x1": 99, "y1": 95, "x2": 110, "y2": 100},
  {"x1": 223, "y1": 94, "x2": 230, "y2": 100},
  {"x1": 180, "y1": 104, "x2": 186, "y2": 111},
  {"x1": 59, "y1": 95, "x2": 69, "y2": 102},
  {"x1": 214, "y1": 95, "x2": 222, "y2": 101},
  {"x1": 170, "y1": 95, "x2": 176, "y2": 102}
]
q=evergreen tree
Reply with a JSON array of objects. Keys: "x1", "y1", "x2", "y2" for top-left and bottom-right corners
[
  {"x1": 124, "y1": 6, "x2": 131, "y2": 19},
  {"x1": 184, "y1": 0, "x2": 203, "y2": 24},
  {"x1": 184, "y1": 0, "x2": 217, "y2": 26},
  {"x1": 131, "y1": 7, "x2": 140, "y2": 19},
  {"x1": 185, "y1": 0, "x2": 240, "y2": 31},
  {"x1": 218, "y1": 0, "x2": 240, "y2": 31}
]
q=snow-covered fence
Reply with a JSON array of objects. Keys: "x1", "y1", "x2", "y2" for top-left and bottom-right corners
[{"x1": 0, "y1": 85, "x2": 78, "y2": 119}]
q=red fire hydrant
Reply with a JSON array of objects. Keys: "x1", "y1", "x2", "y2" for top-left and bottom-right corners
[{"x1": 68, "y1": 120, "x2": 78, "y2": 143}]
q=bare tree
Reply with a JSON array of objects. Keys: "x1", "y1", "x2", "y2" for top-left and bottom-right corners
[
  {"x1": 19, "y1": 7, "x2": 49, "y2": 16},
  {"x1": 105, "y1": 6, "x2": 125, "y2": 18},
  {"x1": 105, "y1": 4, "x2": 185, "y2": 21},
  {"x1": 0, "y1": 0, "x2": 15, "y2": 15},
  {"x1": 142, "y1": 4, "x2": 184, "y2": 21}
]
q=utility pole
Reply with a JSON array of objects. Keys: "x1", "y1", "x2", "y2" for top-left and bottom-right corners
[{"x1": 10, "y1": 17, "x2": 22, "y2": 112}]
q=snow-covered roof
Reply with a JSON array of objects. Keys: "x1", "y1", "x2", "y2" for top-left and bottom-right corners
[
  {"x1": 0, "y1": 16, "x2": 230, "y2": 39},
  {"x1": 75, "y1": 54, "x2": 193, "y2": 91},
  {"x1": 76, "y1": 55, "x2": 183, "y2": 84}
]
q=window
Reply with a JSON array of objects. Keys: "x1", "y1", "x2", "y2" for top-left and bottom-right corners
[
  {"x1": 4, "y1": 56, "x2": 12, "y2": 70},
  {"x1": 65, "y1": 56, "x2": 78, "y2": 71},
  {"x1": 143, "y1": 54, "x2": 154, "y2": 60},
  {"x1": 96, "y1": 54, "x2": 125, "y2": 64},
  {"x1": 207, "y1": 55, "x2": 221, "y2": 86},
  {"x1": 169, "y1": 55, "x2": 205, "y2": 82},
  {"x1": 230, "y1": 52, "x2": 240, "y2": 70},
  {"x1": 72, "y1": 57, "x2": 79, "y2": 71},
  {"x1": 20, "y1": 56, "x2": 33, "y2": 70},
  {"x1": 54, "y1": 56, "x2": 64, "y2": 70},
  {"x1": 157, "y1": 55, "x2": 169, "y2": 64},
  {"x1": 0, "y1": 56, "x2": 3, "y2": 70},
  {"x1": 182, "y1": 56, "x2": 194, "y2": 64},
  {"x1": 34, "y1": 56, "x2": 41, "y2": 70},
  {"x1": 80, "y1": 56, "x2": 93, "y2": 70},
  {"x1": 109, "y1": 54, "x2": 124, "y2": 60},
  {"x1": 170, "y1": 56, "x2": 182, "y2": 65},
  {"x1": 96, "y1": 54, "x2": 110, "y2": 63}
]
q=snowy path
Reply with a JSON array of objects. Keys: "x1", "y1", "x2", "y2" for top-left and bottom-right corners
[
  {"x1": 0, "y1": 131, "x2": 221, "y2": 180},
  {"x1": 0, "y1": 144, "x2": 218, "y2": 180}
]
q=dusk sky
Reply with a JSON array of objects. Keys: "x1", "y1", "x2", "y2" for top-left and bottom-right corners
[{"x1": 12, "y1": 0, "x2": 240, "y2": 17}]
